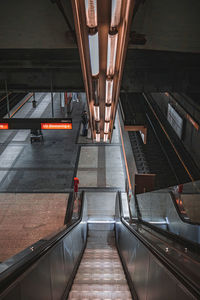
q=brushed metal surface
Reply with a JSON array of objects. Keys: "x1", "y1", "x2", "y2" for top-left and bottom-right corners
[
  {"x1": 0, "y1": 285, "x2": 21, "y2": 300},
  {"x1": 137, "y1": 191, "x2": 200, "y2": 244},
  {"x1": 50, "y1": 243, "x2": 66, "y2": 300},
  {"x1": 115, "y1": 194, "x2": 197, "y2": 300},
  {"x1": 20, "y1": 254, "x2": 52, "y2": 300}
]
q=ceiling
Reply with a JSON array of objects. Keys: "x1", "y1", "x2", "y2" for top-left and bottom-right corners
[{"x1": 0, "y1": 0, "x2": 200, "y2": 92}]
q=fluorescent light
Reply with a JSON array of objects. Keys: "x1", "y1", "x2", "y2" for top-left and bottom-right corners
[
  {"x1": 89, "y1": 32, "x2": 99, "y2": 76},
  {"x1": 104, "y1": 133, "x2": 108, "y2": 142},
  {"x1": 85, "y1": 0, "x2": 97, "y2": 28},
  {"x1": 111, "y1": 0, "x2": 122, "y2": 28},
  {"x1": 105, "y1": 105, "x2": 111, "y2": 121},
  {"x1": 105, "y1": 79, "x2": 113, "y2": 104},
  {"x1": 96, "y1": 132, "x2": 100, "y2": 142},
  {"x1": 107, "y1": 33, "x2": 118, "y2": 76},
  {"x1": 94, "y1": 105, "x2": 100, "y2": 121},
  {"x1": 104, "y1": 121, "x2": 110, "y2": 133}
]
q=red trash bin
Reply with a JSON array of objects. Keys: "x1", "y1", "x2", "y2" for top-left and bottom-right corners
[{"x1": 74, "y1": 177, "x2": 79, "y2": 200}]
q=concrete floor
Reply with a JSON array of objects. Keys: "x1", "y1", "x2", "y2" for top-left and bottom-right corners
[{"x1": 0, "y1": 93, "x2": 83, "y2": 192}]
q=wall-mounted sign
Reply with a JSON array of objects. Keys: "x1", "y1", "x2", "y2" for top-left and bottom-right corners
[
  {"x1": 0, "y1": 123, "x2": 9, "y2": 129},
  {"x1": 41, "y1": 123, "x2": 72, "y2": 130},
  {"x1": 0, "y1": 119, "x2": 72, "y2": 130}
]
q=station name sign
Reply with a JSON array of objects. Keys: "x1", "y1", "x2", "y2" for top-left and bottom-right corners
[
  {"x1": 0, "y1": 118, "x2": 72, "y2": 130},
  {"x1": 0, "y1": 123, "x2": 9, "y2": 129},
  {"x1": 41, "y1": 123, "x2": 72, "y2": 130}
]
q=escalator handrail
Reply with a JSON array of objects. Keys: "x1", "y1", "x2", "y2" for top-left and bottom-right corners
[
  {"x1": 169, "y1": 190, "x2": 200, "y2": 226},
  {"x1": 136, "y1": 188, "x2": 200, "y2": 227},
  {"x1": 139, "y1": 218, "x2": 200, "y2": 254},
  {"x1": 117, "y1": 192, "x2": 200, "y2": 299},
  {"x1": 0, "y1": 192, "x2": 85, "y2": 294}
]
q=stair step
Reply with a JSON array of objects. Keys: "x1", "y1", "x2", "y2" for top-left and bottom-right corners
[
  {"x1": 68, "y1": 287, "x2": 132, "y2": 300},
  {"x1": 68, "y1": 228, "x2": 132, "y2": 299},
  {"x1": 71, "y1": 283, "x2": 130, "y2": 292}
]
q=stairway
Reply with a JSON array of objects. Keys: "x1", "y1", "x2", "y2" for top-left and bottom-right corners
[{"x1": 68, "y1": 227, "x2": 132, "y2": 299}]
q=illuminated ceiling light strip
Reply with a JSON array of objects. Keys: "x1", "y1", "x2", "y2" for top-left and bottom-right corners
[
  {"x1": 107, "y1": 32, "x2": 118, "y2": 76},
  {"x1": 104, "y1": 121, "x2": 110, "y2": 133},
  {"x1": 111, "y1": 0, "x2": 122, "y2": 28},
  {"x1": 104, "y1": 133, "x2": 108, "y2": 142},
  {"x1": 96, "y1": 132, "x2": 100, "y2": 142},
  {"x1": 105, "y1": 105, "x2": 111, "y2": 121},
  {"x1": 94, "y1": 105, "x2": 100, "y2": 121},
  {"x1": 89, "y1": 32, "x2": 99, "y2": 76},
  {"x1": 85, "y1": 0, "x2": 97, "y2": 28},
  {"x1": 105, "y1": 79, "x2": 113, "y2": 104}
]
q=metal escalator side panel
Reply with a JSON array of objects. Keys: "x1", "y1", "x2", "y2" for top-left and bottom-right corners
[
  {"x1": 116, "y1": 220, "x2": 197, "y2": 300},
  {"x1": 115, "y1": 193, "x2": 199, "y2": 300}
]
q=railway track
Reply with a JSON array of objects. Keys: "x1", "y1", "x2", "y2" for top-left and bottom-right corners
[
  {"x1": 0, "y1": 93, "x2": 27, "y2": 118},
  {"x1": 121, "y1": 93, "x2": 200, "y2": 190}
]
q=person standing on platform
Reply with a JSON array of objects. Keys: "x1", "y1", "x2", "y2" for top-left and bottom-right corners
[
  {"x1": 65, "y1": 92, "x2": 72, "y2": 115},
  {"x1": 81, "y1": 110, "x2": 88, "y2": 136}
]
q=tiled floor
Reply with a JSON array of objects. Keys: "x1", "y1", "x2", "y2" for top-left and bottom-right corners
[
  {"x1": 77, "y1": 145, "x2": 125, "y2": 189},
  {"x1": 0, "y1": 93, "x2": 84, "y2": 192},
  {"x1": 77, "y1": 116, "x2": 126, "y2": 190},
  {"x1": 0, "y1": 193, "x2": 69, "y2": 262}
]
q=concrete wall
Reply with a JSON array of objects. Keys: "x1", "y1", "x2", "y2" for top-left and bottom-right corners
[
  {"x1": 1, "y1": 0, "x2": 200, "y2": 52},
  {"x1": 0, "y1": 0, "x2": 74, "y2": 48},
  {"x1": 132, "y1": 0, "x2": 200, "y2": 53}
]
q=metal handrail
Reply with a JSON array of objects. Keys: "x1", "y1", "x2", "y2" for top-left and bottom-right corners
[{"x1": 169, "y1": 191, "x2": 200, "y2": 226}]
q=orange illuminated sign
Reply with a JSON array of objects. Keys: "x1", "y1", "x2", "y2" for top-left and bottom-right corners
[
  {"x1": 0, "y1": 123, "x2": 9, "y2": 129},
  {"x1": 41, "y1": 123, "x2": 72, "y2": 130}
]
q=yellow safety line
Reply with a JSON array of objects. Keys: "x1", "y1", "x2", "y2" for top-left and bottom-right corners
[
  {"x1": 10, "y1": 93, "x2": 33, "y2": 118},
  {"x1": 117, "y1": 111, "x2": 132, "y2": 192},
  {"x1": 0, "y1": 92, "x2": 12, "y2": 103}
]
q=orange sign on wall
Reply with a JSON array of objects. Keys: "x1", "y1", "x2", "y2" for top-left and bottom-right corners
[
  {"x1": 41, "y1": 123, "x2": 72, "y2": 130},
  {"x1": 0, "y1": 123, "x2": 9, "y2": 129}
]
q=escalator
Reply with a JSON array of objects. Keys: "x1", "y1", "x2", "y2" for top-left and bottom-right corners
[
  {"x1": 69, "y1": 226, "x2": 132, "y2": 299},
  {"x1": 68, "y1": 192, "x2": 132, "y2": 299},
  {"x1": 0, "y1": 192, "x2": 199, "y2": 299}
]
